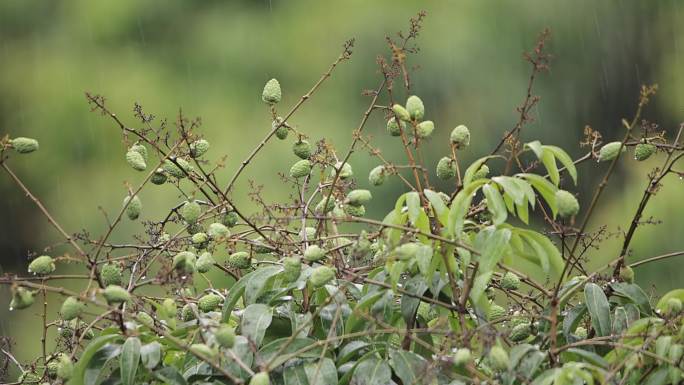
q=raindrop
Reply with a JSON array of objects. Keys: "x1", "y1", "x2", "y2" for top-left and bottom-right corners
[
  {"x1": 181, "y1": 275, "x2": 187, "y2": 280},
  {"x1": 9, "y1": 307, "x2": 13, "y2": 311}
]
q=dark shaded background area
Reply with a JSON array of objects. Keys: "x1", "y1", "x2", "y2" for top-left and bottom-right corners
[{"x1": 1, "y1": 0, "x2": 683, "y2": 369}]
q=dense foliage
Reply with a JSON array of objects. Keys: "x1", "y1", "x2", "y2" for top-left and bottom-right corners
[{"x1": 2, "y1": 13, "x2": 684, "y2": 385}]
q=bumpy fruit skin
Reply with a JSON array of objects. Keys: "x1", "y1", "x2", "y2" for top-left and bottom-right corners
[
  {"x1": 131, "y1": 143, "x2": 148, "y2": 159},
  {"x1": 501, "y1": 272, "x2": 521, "y2": 290},
  {"x1": 28, "y1": 255, "x2": 56, "y2": 275},
  {"x1": 386, "y1": 117, "x2": 405, "y2": 136},
  {"x1": 290, "y1": 159, "x2": 312, "y2": 178},
  {"x1": 102, "y1": 285, "x2": 131, "y2": 304},
  {"x1": 124, "y1": 195, "x2": 142, "y2": 220},
  {"x1": 304, "y1": 245, "x2": 326, "y2": 262},
  {"x1": 395, "y1": 242, "x2": 420, "y2": 261},
  {"x1": 221, "y1": 211, "x2": 239, "y2": 227},
  {"x1": 262, "y1": 78, "x2": 282, "y2": 104},
  {"x1": 250, "y1": 372, "x2": 270, "y2": 385},
  {"x1": 253, "y1": 238, "x2": 273, "y2": 254},
  {"x1": 453, "y1": 348, "x2": 471, "y2": 366},
  {"x1": 473, "y1": 164, "x2": 490, "y2": 180},
  {"x1": 436, "y1": 157, "x2": 456, "y2": 180},
  {"x1": 391, "y1": 104, "x2": 411, "y2": 122},
  {"x1": 416, "y1": 120, "x2": 435, "y2": 138},
  {"x1": 309, "y1": 266, "x2": 335, "y2": 287},
  {"x1": 126, "y1": 149, "x2": 147, "y2": 171},
  {"x1": 173, "y1": 251, "x2": 197, "y2": 273},
  {"x1": 60, "y1": 297, "x2": 84, "y2": 320},
  {"x1": 332, "y1": 162, "x2": 353, "y2": 179},
  {"x1": 273, "y1": 118, "x2": 289, "y2": 140},
  {"x1": 634, "y1": 143, "x2": 656, "y2": 161},
  {"x1": 10, "y1": 137, "x2": 39, "y2": 153},
  {"x1": 598, "y1": 141, "x2": 626, "y2": 161},
  {"x1": 215, "y1": 325, "x2": 236, "y2": 348},
  {"x1": 488, "y1": 304, "x2": 507, "y2": 320},
  {"x1": 181, "y1": 200, "x2": 202, "y2": 224},
  {"x1": 229, "y1": 251, "x2": 251, "y2": 269},
  {"x1": 574, "y1": 326, "x2": 588, "y2": 339},
  {"x1": 450, "y1": 125, "x2": 470, "y2": 148},
  {"x1": 555, "y1": 190, "x2": 580, "y2": 218},
  {"x1": 189, "y1": 139, "x2": 210, "y2": 158},
  {"x1": 369, "y1": 165, "x2": 386, "y2": 186},
  {"x1": 207, "y1": 222, "x2": 230, "y2": 239},
  {"x1": 509, "y1": 322, "x2": 532, "y2": 342},
  {"x1": 198, "y1": 293, "x2": 222, "y2": 312},
  {"x1": 101, "y1": 263, "x2": 123, "y2": 286},
  {"x1": 665, "y1": 298, "x2": 683, "y2": 316},
  {"x1": 315, "y1": 198, "x2": 336, "y2": 214},
  {"x1": 190, "y1": 343, "x2": 215, "y2": 358},
  {"x1": 151, "y1": 168, "x2": 168, "y2": 185},
  {"x1": 137, "y1": 311, "x2": 154, "y2": 327},
  {"x1": 196, "y1": 252, "x2": 215, "y2": 273},
  {"x1": 299, "y1": 227, "x2": 316, "y2": 241},
  {"x1": 192, "y1": 232, "x2": 209, "y2": 249},
  {"x1": 619, "y1": 266, "x2": 635, "y2": 283},
  {"x1": 182, "y1": 303, "x2": 197, "y2": 321},
  {"x1": 283, "y1": 256, "x2": 302, "y2": 282},
  {"x1": 346, "y1": 189, "x2": 372, "y2": 206},
  {"x1": 344, "y1": 204, "x2": 365, "y2": 217},
  {"x1": 10, "y1": 287, "x2": 35, "y2": 310},
  {"x1": 488, "y1": 346, "x2": 509, "y2": 371},
  {"x1": 292, "y1": 140, "x2": 312, "y2": 159},
  {"x1": 163, "y1": 159, "x2": 184, "y2": 178},
  {"x1": 405, "y1": 95, "x2": 425, "y2": 120},
  {"x1": 56, "y1": 353, "x2": 74, "y2": 380}
]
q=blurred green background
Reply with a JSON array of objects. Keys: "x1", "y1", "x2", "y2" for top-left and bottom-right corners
[{"x1": 1, "y1": 0, "x2": 683, "y2": 377}]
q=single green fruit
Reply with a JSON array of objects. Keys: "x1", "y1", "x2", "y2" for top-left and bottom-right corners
[
  {"x1": 60, "y1": 297, "x2": 84, "y2": 320},
  {"x1": 228, "y1": 251, "x2": 251, "y2": 269},
  {"x1": 344, "y1": 204, "x2": 365, "y2": 217},
  {"x1": 124, "y1": 195, "x2": 142, "y2": 220},
  {"x1": 283, "y1": 256, "x2": 302, "y2": 282},
  {"x1": 453, "y1": 348, "x2": 471, "y2": 366},
  {"x1": 207, "y1": 222, "x2": 230, "y2": 239},
  {"x1": 273, "y1": 118, "x2": 289, "y2": 140},
  {"x1": 416, "y1": 120, "x2": 435, "y2": 138},
  {"x1": 163, "y1": 158, "x2": 193, "y2": 178},
  {"x1": 186, "y1": 223, "x2": 204, "y2": 235},
  {"x1": 221, "y1": 210, "x2": 239, "y2": 227},
  {"x1": 189, "y1": 139, "x2": 210, "y2": 158},
  {"x1": 395, "y1": 242, "x2": 420, "y2": 261},
  {"x1": 10, "y1": 137, "x2": 39, "y2": 153},
  {"x1": 315, "y1": 197, "x2": 336, "y2": 214},
  {"x1": 665, "y1": 298, "x2": 683, "y2": 316},
  {"x1": 125, "y1": 149, "x2": 147, "y2": 171},
  {"x1": 253, "y1": 238, "x2": 273, "y2": 254},
  {"x1": 598, "y1": 141, "x2": 626, "y2": 161},
  {"x1": 436, "y1": 157, "x2": 456, "y2": 180},
  {"x1": 292, "y1": 140, "x2": 312, "y2": 159},
  {"x1": 298, "y1": 227, "x2": 316, "y2": 241},
  {"x1": 304, "y1": 245, "x2": 326, "y2": 262},
  {"x1": 10, "y1": 287, "x2": 35, "y2": 310},
  {"x1": 669, "y1": 344, "x2": 683, "y2": 364},
  {"x1": 473, "y1": 164, "x2": 490, "y2": 180},
  {"x1": 102, "y1": 285, "x2": 131, "y2": 304},
  {"x1": 130, "y1": 143, "x2": 147, "y2": 160},
  {"x1": 101, "y1": 263, "x2": 123, "y2": 286},
  {"x1": 391, "y1": 104, "x2": 411, "y2": 122},
  {"x1": 56, "y1": 353, "x2": 73, "y2": 380},
  {"x1": 488, "y1": 304, "x2": 507, "y2": 321},
  {"x1": 162, "y1": 298, "x2": 177, "y2": 318},
  {"x1": 332, "y1": 161, "x2": 353, "y2": 179},
  {"x1": 346, "y1": 189, "x2": 372, "y2": 206},
  {"x1": 190, "y1": 343, "x2": 216, "y2": 358},
  {"x1": 137, "y1": 311, "x2": 154, "y2": 327},
  {"x1": 28, "y1": 255, "x2": 56, "y2": 275},
  {"x1": 501, "y1": 272, "x2": 521, "y2": 290},
  {"x1": 150, "y1": 168, "x2": 168, "y2": 185},
  {"x1": 634, "y1": 143, "x2": 656, "y2": 161},
  {"x1": 290, "y1": 159, "x2": 312, "y2": 178},
  {"x1": 387, "y1": 117, "x2": 405, "y2": 136},
  {"x1": 619, "y1": 266, "x2": 635, "y2": 283},
  {"x1": 369, "y1": 165, "x2": 386, "y2": 186},
  {"x1": 555, "y1": 190, "x2": 580, "y2": 218},
  {"x1": 509, "y1": 322, "x2": 532, "y2": 342},
  {"x1": 172, "y1": 251, "x2": 196, "y2": 273},
  {"x1": 180, "y1": 200, "x2": 202, "y2": 224},
  {"x1": 574, "y1": 326, "x2": 588, "y2": 339},
  {"x1": 250, "y1": 372, "x2": 270, "y2": 385},
  {"x1": 488, "y1": 346, "x2": 509, "y2": 371},
  {"x1": 182, "y1": 303, "x2": 197, "y2": 321},
  {"x1": 405, "y1": 95, "x2": 425, "y2": 120},
  {"x1": 47, "y1": 358, "x2": 60, "y2": 375},
  {"x1": 262, "y1": 78, "x2": 282, "y2": 104},
  {"x1": 198, "y1": 293, "x2": 222, "y2": 312},
  {"x1": 215, "y1": 325, "x2": 236, "y2": 348},
  {"x1": 192, "y1": 232, "x2": 209, "y2": 249},
  {"x1": 309, "y1": 266, "x2": 335, "y2": 287},
  {"x1": 450, "y1": 125, "x2": 470, "y2": 148},
  {"x1": 196, "y1": 252, "x2": 215, "y2": 273}
]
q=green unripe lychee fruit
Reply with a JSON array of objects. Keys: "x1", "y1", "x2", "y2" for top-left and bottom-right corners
[
  {"x1": 102, "y1": 285, "x2": 131, "y2": 304},
  {"x1": 344, "y1": 204, "x2": 365, "y2": 217},
  {"x1": 125, "y1": 149, "x2": 147, "y2": 171},
  {"x1": 189, "y1": 139, "x2": 210, "y2": 158},
  {"x1": 131, "y1": 143, "x2": 147, "y2": 159},
  {"x1": 173, "y1": 251, "x2": 196, "y2": 273},
  {"x1": 273, "y1": 118, "x2": 289, "y2": 140},
  {"x1": 198, "y1": 293, "x2": 222, "y2": 312},
  {"x1": 574, "y1": 326, "x2": 588, "y2": 339},
  {"x1": 221, "y1": 210, "x2": 239, "y2": 227},
  {"x1": 315, "y1": 198, "x2": 336, "y2": 214},
  {"x1": 162, "y1": 298, "x2": 177, "y2": 317},
  {"x1": 555, "y1": 190, "x2": 580, "y2": 218},
  {"x1": 450, "y1": 125, "x2": 470, "y2": 148},
  {"x1": 453, "y1": 348, "x2": 472, "y2": 366},
  {"x1": 101, "y1": 263, "x2": 123, "y2": 286},
  {"x1": 137, "y1": 311, "x2": 154, "y2": 327},
  {"x1": 10, "y1": 137, "x2": 39, "y2": 153},
  {"x1": 473, "y1": 164, "x2": 490, "y2": 180},
  {"x1": 181, "y1": 303, "x2": 197, "y2": 321},
  {"x1": 665, "y1": 298, "x2": 683, "y2": 316},
  {"x1": 250, "y1": 371, "x2": 270, "y2": 385},
  {"x1": 282, "y1": 256, "x2": 302, "y2": 282},
  {"x1": 215, "y1": 324, "x2": 236, "y2": 348},
  {"x1": 192, "y1": 232, "x2": 209, "y2": 249},
  {"x1": 332, "y1": 161, "x2": 353, "y2": 179},
  {"x1": 598, "y1": 141, "x2": 626, "y2": 161},
  {"x1": 634, "y1": 143, "x2": 656, "y2": 161},
  {"x1": 253, "y1": 238, "x2": 273, "y2": 254},
  {"x1": 369, "y1": 165, "x2": 387, "y2": 186},
  {"x1": 501, "y1": 272, "x2": 521, "y2": 290},
  {"x1": 290, "y1": 159, "x2": 312, "y2": 178},
  {"x1": 304, "y1": 245, "x2": 326, "y2": 262},
  {"x1": 262, "y1": 78, "x2": 282, "y2": 104},
  {"x1": 436, "y1": 157, "x2": 456, "y2": 180},
  {"x1": 47, "y1": 358, "x2": 60, "y2": 375},
  {"x1": 395, "y1": 242, "x2": 420, "y2": 261},
  {"x1": 228, "y1": 251, "x2": 251, "y2": 269},
  {"x1": 28, "y1": 255, "x2": 56, "y2": 275},
  {"x1": 346, "y1": 189, "x2": 372, "y2": 206},
  {"x1": 488, "y1": 346, "x2": 509, "y2": 371},
  {"x1": 298, "y1": 227, "x2": 316, "y2": 241},
  {"x1": 163, "y1": 158, "x2": 191, "y2": 179},
  {"x1": 150, "y1": 168, "x2": 168, "y2": 185},
  {"x1": 488, "y1": 304, "x2": 507, "y2": 321},
  {"x1": 292, "y1": 140, "x2": 312, "y2": 159},
  {"x1": 207, "y1": 222, "x2": 230, "y2": 240},
  {"x1": 190, "y1": 343, "x2": 216, "y2": 358},
  {"x1": 387, "y1": 117, "x2": 405, "y2": 136},
  {"x1": 124, "y1": 195, "x2": 142, "y2": 220},
  {"x1": 619, "y1": 266, "x2": 635, "y2": 283},
  {"x1": 180, "y1": 200, "x2": 202, "y2": 224},
  {"x1": 416, "y1": 120, "x2": 435, "y2": 138},
  {"x1": 309, "y1": 266, "x2": 335, "y2": 287},
  {"x1": 509, "y1": 322, "x2": 532, "y2": 342},
  {"x1": 405, "y1": 95, "x2": 425, "y2": 120},
  {"x1": 60, "y1": 297, "x2": 84, "y2": 320},
  {"x1": 391, "y1": 104, "x2": 411, "y2": 122},
  {"x1": 10, "y1": 287, "x2": 35, "y2": 310},
  {"x1": 196, "y1": 252, "x2": 215, "y2": 273},
  {"x1": 56, "y1": 353, "x2": 74, "y2": 380}
]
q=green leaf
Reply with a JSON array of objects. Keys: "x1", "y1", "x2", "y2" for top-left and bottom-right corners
[
  {"x1": 257, "y1": 337, "x2": 322, "y2": 368},
  {"x1": 526, "y1": 140, "x2": 544, "y2": 158},
  {"x1": 655, "y1": 289, "x2": 684, "y2": 312},
  {"x1": 140, "y1": 341, "x2": 161, "y2": 370},
  {"x1": 564, "y1": 349, "x2": 608, "y2": 369},
  {"x1": 400, "y1": 276, "x2": 428, "y2": 325},
  {"x1": 351, "y1": 357, "x2": 392, "y2": 385},
  {"x1": 120, "y1": 337, "x2": 141, "y2": 385},
  {"x1": 153, "y1": 366, "x2": 187, "y2": 385},
  {"x1": 245, "y1": 265, "x2": 283, "y2": 304},
  {"x1": 283, "y1": 365, "x2": 310, "y2": 385},
  {"x1": 470, "y1": 227, "x2": 510, "y2": 303},
  {"x1": 541, "y1": 149, "x2": 560, "y2": 186},
  {"x1": 303, "y1": 358, "x2": 338, "y2": 385},
  {"x1": 483, "y1": 183, "x2": 507, "y2": 225},
  {"x1": 562, "y1": 304, "x2": 587, "y2": 339},
  {"x1": 463, "y1": 156, "x2": 498, "y2": 185},
  {"x1": 406, "y1": 191, "x2": 421, "y2": 224},
  {"x1": 68, "y1": 334, "x2": 120, "y2": 385},
  {"x1": 241, "y1": 303, "x2": 273, "y2": 347},
  {"x1": 424, "y1": 189, "x2": 448, "y2": 226},
  {"x1": 389, "y1": 350, "x2": 429, "y2": 385},
  {"x1": 584, "y1": 283, "x2": 612, "y2": 337},
  {"x1": 544, "y1": 145, "x2": 578, "y2": 185},
  {"x1": 448, "y1": 179, "x2": 487, "y2": 237},
  {"x1": 518, "y1": 173, "x2": 558, "y2": 218},
  {"x1": 84, "y1": 344, "x2": 121, "y2": 385},
  {"x1": 611, "y1": 282, "x2": 652, "y2": 315},
  {"x1": 345, "y1": 291, "x2": 384, "y2": 333}
]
